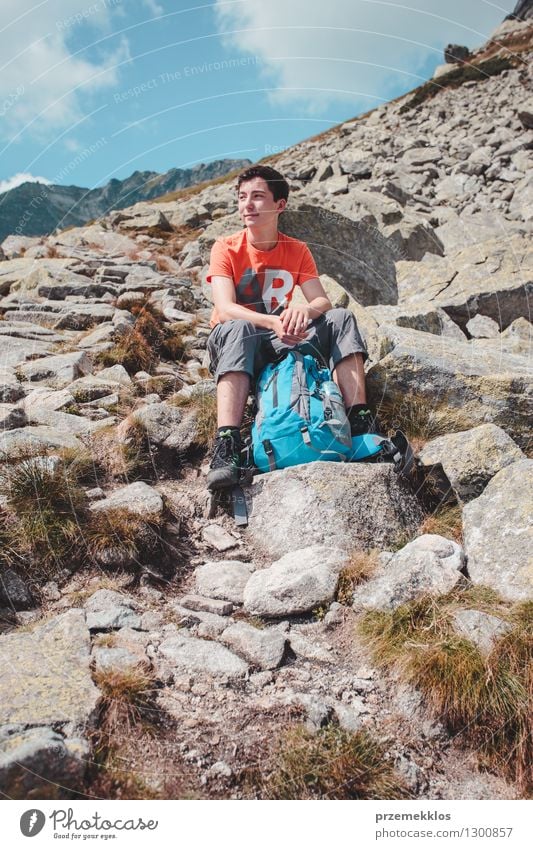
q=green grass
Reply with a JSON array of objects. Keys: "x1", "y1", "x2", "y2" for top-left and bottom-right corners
[
  {"x1": 253, "y1": 724, "x2": 410, "y2": 800},
  {"x1": 358, "y1": 587, "x2": 532, "y2": 794}
]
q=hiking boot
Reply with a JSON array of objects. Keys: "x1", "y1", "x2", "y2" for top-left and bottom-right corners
[
  {"x1": 348, "y1": 406, "x2": 380, "y2": 437},
  {"x1": 207, "y1": 429, "x2": 244, "y2": 491}
]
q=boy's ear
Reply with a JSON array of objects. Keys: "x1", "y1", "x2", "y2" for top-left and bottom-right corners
[{"x1": 277, "y1": 198, "x2": 287, "y2": 212}]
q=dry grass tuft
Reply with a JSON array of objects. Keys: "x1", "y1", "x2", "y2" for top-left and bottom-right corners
[
  {"x1": 170, "y1": 388, "x2": 218, "y2": 448},
  {"x1": 254, "y1": 724, "x2": 410, "y2": 800},
  {"x1": 1, "y1": 458, "x2": 87, "y2": 577},
  {"x1": 376, "y1": 395, "x2": 452, "y2": 453},
  {"x1": 90, "y1": 667, "x2": 161, "y2": 799},
  {"x1": 336, "y1": 550, "x2": 380, "y2": 605},
  {"x1": 98, "y1": 297, "x2": 187, "y2": 375},
  {"x1": 419, "y1": 504, "x2": 463, "y2": 543},
  {"x1": 359, "y1": 587, "x2": 532, "y2": 794},
  {"x1": 85, "y1": 507, "x2": 161, "y2": 570}
]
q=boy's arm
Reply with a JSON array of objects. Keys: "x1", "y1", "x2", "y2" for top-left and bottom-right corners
[
  {"x1": 280, "y1": 277, "x2": 332, "y2": 335},
  {"x1": 211, "y1": 276, "x2": 308, "y2": 344}
]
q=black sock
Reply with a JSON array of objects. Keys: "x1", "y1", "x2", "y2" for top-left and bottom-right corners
[
  {"x1": 217, "y1": 426, "x2": 241, "y2": 441},
  {"x1": 346, "y1": 403, "x2": 370, "y2": 421}
]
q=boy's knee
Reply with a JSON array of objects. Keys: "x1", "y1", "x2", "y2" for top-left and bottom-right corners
[{"x1": 324, "y1": 307, "x2": 358, "y2": 329}]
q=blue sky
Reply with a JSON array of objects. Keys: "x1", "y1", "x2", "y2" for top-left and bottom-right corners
[{"x1": 0, "y1": 0, "x2": 518, "y2": 193}]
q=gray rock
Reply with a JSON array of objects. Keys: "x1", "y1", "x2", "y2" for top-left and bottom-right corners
[
  {"x1": 397, "y1": 235, "x2": 532, "y2": 331},
  {"x1": 352, "y1": 535, "x2": 465, "y2": 610},
  {"x1": 195, "y1": 560, "x2": 253, "y2": 604},
  {"x1": 89, "y1": 481, "x2": 164, "y2": 523},
  {"x1": 201, "y1": 524, "x2": 239, "y2": 552},
  {"x1": 16, "y1": 351, "x2": 93, "y2": 388},
  {"x1": 21, "y1": 387, "x2": 75, "y2": 412},
  {"x1": 466, "y1": 314, "x2": 501, "y2": 339},
  {"x1": 452, "y1": 609, "x2": 511, "y2": 656},
  {"x1": 120, "y1": 402, "x2": 198, "y2": 453},
  {"x1": 367, "y1": 325, "x2": 531, "y2": 449},
  {"x1": 84, "y1": 589, "x2": 142, "y2": 631},
  {"x1": 243, "y1": 545, "x2": 348, "y2": 617},
  {"x1": 168, "y1": 603, "x2": 231, "y2": 636},
  {"x1": 383, "y1": 216, "x2": 444, "y2": 261},
  {"x1": 463, "y1": 460, "x2": 533, "y2": 602},
  {"x1": 0, "y1": 569, "x2": 33, "y2": 611},
  {"x1": 366, "y1": 304, "x2": 465, "y2": 340},
  {"x1": 518, "y1": 99, "x2": 533, "y2": 130},
  {"x1": 402, "y1": 147, "x2": 442, "y2": 167},
  {"x1": 180, "y1": 594, "x2": 234, "y2": 616},
  {"x1": 418, "y1": 424, "x2": 524, "y2": 502},
  {"x1": 0, "y1": 727, "x2": 89, "y2": 799},
  {"x1": 0, "y1": 425, "x2": 83, "y2": 460},
  {"x1": 0, "y1": 609, "x2": 99, "y2": 729},
  {"x1": 287, "y1": 632, "x2": 335, "y2": 663},
  {"x1": 91, "y1": 645, "x2": 149, "y2": 674},
  {"x1": 220, "y1": 621, "x2": 287, "y2": 669},
  {"x1": 0, "y1": 404, "x2": 26, "y2": 431},
  {"x1": 246, "y1": 463, "x2": 424, "y2": 559},
  {"x1": 157, "y1": 633, "x2": 249, "y2": 679},
  {"x1": 0, "y1": 371, "x2": 24, "y2": 403}
]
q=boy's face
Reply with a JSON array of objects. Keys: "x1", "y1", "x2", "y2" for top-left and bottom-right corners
[{"x1": 237, "y1": 176, "x2": 286, "y2": 229}]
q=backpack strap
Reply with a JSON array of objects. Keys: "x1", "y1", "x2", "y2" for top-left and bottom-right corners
[{"x1": 262, "y1": 439, "x2": 277, "y2": 471}]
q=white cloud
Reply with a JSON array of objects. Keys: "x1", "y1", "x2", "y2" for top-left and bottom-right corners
[
  {"x1": 214, "y1": 0, "x2": 517, "y2": 113},
  {"x1": 142, "y1": 0, "x2": 164, "y2": 15},
  {"x1": 0, "y1": 0, "x2": 130, "y2": 139},
  {"x1": 0, "y1": 172, "x2": 52, "y2": 193}
]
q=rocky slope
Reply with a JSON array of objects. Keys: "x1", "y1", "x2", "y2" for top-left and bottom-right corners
[
  {"x1": 0, "y1": 158, "x2": 251, "y2": 243},
  {"x1": 0, "y1": 18, "x2": 531, "y2": 801}
]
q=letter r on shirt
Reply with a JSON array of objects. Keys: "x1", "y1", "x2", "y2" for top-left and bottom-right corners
[{"x1": 262, "y1": 269, "x2": 294, "y2": 312}]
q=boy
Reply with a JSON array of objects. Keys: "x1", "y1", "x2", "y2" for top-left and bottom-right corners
[{"x1": 205, "y1": 165, "x2": 375, "y2": 491}]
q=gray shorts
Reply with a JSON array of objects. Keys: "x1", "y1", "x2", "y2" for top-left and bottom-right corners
[{"x1": 207, "y1": 307, "x2": 368, "y2": 384}]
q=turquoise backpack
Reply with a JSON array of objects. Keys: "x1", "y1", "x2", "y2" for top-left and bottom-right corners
[{"x1": 251, "y1": 351, "x2": 389, "y2": 473}]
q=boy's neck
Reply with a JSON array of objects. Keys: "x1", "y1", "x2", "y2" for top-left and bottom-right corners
[{"x1": 246, "y1": 224, "x2": 279, "y2": 251}]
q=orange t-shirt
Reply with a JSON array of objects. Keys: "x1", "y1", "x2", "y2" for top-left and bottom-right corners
[{"x1": 206, "y1": 229, "x2": 318, "y2": 327}]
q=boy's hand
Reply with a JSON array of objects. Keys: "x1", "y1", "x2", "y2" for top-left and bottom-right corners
[
  {"x1": 269, "y1": 315, "x2": 308, "y2": 346},
  {"x1": 280, "y1": 304, "x2": 311, "y2": 336}
]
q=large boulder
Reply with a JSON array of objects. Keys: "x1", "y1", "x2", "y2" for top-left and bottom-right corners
[
  {"x1": 462, "y1": 460, "x2": 533, "y2": 602},
  {"x1": 367, "y1": 325, "x2": 532, "y2": 449},
  {"x1": 418, "y1": 424, "x2": 525, "y2": 503},
  {"x1": 397, "y1": 234, "x2": 532, "y2": 332},
  {"x1": 246, "y1": 462, "x2": 424, "y2": 559},
  {"x1": 16, "y1": 351, "x2": 93, "y2": 387},
  {"x1": 352, "y1": 535, "x2": 465, "y2": 610},
  {"x1": 0, "y1": 609, "x2": 98, "y2": 797},
  {"x1": 243, "y1": 545, "x2": 348, "y2": 617}
]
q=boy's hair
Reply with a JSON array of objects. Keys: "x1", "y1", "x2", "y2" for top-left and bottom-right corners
[{"x1": 236, "y1": 165, "x2": 289, "y2": 202}]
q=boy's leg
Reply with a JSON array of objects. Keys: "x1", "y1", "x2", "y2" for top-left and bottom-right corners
[
  {"x1": 206, "y1": 319, "x2": 268, "y2": 489},
  {"x1": 217, "y1": 372, "x2": 250, "y2": 428}
]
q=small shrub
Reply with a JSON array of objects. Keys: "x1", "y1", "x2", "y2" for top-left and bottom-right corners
[
  {"x1": 359, "y1": 587, "x2": 532, "y2": 794},
  {"x1": 255, "y1": 724, "x2": 410, "y2": 800}
]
